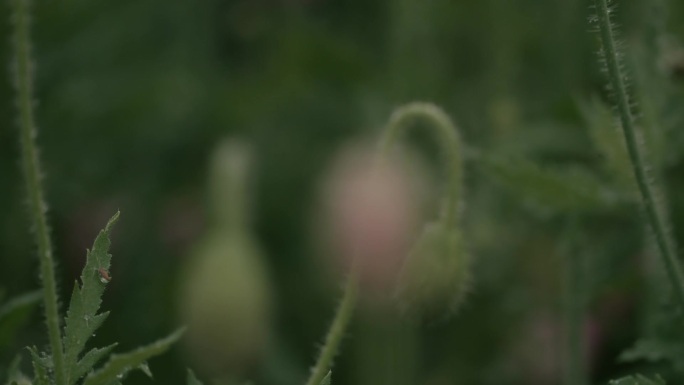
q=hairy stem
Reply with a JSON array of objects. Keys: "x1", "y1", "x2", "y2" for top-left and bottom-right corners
[
  {"x1": 304, "y1": 273, "x2": 359, "y2": 385},
  {"x1": 11, "y1": 0, "x2": 66, "y2": 383},
  {"x1": 593, "y1": 0, "x2": 684, "y2": 306},
  {"x1": 305, "y1": 102, "x2": 461, "y2": 385},
  {"x1": 379, "y1": 102, "x2": 463, "y2": 228}
]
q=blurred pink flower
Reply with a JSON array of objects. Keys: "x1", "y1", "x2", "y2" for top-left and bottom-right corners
[{"x1": 318, "y1": 142, "x2": 423, "y2": 296}]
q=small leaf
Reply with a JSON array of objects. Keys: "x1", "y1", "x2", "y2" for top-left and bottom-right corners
[
  {"x1": 319, "y1": 371, "x2": 331, "y2": 385},
  {"x1": 73, "y1": 344, "x2": 118, "y2": 382},
  {"x1": 27, "y1": 347, "x2": 50, "y2": 385},
  {"x1": 63, "y1": 212, "x2": 119, "y2": 385},
  {"x1": 186, "y1": 369, "x2": 204, "y2": 385},
  {"x1": 83, "y1": 328, "x2": 185, "y2": 385}
]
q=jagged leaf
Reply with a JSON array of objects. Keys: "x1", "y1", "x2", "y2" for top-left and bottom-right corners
[
  {"x1": 186, "y1": 369, "x2": 203, "y2": 385},
  {"x1": 72, "y1": 344, "x2": 117, "y2": 382},
  {"x1": 477, "y1": 153, "x2": 624, "y2": 212},
  {"x1": 62, "y1": 212, "x2": 119, "y2": 385},
  {"x1": 83, "y1": 328, "x2": 185, "y2": 385},
  {"x1": 319, "y1": 371, "x2": 331, "y2": 385},
  {"x1": 609, "y1": 374, "x2": 666, "y2": 385},
  {"x1": 27, "y1": 347, "x2": 50, "y2": 385},
  {"x1": 137, "y1": 363, "x2": 152, "y2": 378},
  {"x1": 0, "y1": 291, "x2": 41, "y2": 348},
  {"x1": 620, "y1": 300, "x2": 684, "y2": 374}
]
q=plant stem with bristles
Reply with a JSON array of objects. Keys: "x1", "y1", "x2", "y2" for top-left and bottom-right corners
[
  {"x1": 11, "y1": 0, "x2": 66, "y2": 384},
  {"x1": 304, "y1": 273, "x2": 359, "y2": 385},
  {"x1": 305, "y1": 102, "x2": 462, "y2": 385},
  {"x1": 379, "y1": 102, "x2": 463, "y2": 229},
  {"x1": 593, "y1": 0, "x2": 684, "y2": 306}
]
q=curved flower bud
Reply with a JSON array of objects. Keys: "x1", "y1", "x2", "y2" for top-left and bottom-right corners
[
  {"x1": 395, "y1": 221, "x2": 470, "y2": 319},
  {"x1": 379, "y1": 102, "x2": 471, "y2": 320}
]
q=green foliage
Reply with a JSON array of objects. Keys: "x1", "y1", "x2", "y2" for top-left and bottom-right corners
[
  {"x1": 63, "y1": 212, "x2": 119, "y2": 385},
  {"x1": 619, "y1": 302, "x2": 684, "y2": 375},
  {"x1": 12, "y1": 213, "x2": 183, "y2": 385},
  {"x1": 28, "y1": 347, "x2": 50, "y2": 385},
  {"x1": 608, "y1": 374, "x2": 666, "y2": 385},
  {"x1": 592, "y1": 0, "x2": 684, "y2": 308},
  {"x1": 3, "y1": 0, "x2": 684, "y2": 383},
  {"x1": 82, "y1": 328, "x2": 184, "y2": 385},
  {"x1": 476, "y1": 152, "x2": 623, "y2": 212}
]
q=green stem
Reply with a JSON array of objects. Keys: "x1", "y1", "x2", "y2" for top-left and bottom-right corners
[
  {"x1": 304, "y1": 273, "x2": 359, "y2": 385},
  {"x1": 11, "y1": 0, "x2": 66, "y2": 384},
  {"x1": 379, "y1": 102, "x2": 463, "y2": 229},
  {"x1": 593, "y1": 0, "x2": 684, "y2": 307}
]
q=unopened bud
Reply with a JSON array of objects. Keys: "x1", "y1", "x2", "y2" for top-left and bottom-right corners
[
  {"x1": 179, "y1": 140, "x2": 271, "y2": 375},
  {"x1": 318, "y1": 142, "x2": 424, "y2": 296},
  {"x1": 395, "y1": 221, "x2": 470, "y2": 320}
]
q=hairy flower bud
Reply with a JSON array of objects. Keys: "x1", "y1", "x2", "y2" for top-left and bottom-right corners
[{"x1": 395, "y1": 221, "x2": 470, "y2": 319}]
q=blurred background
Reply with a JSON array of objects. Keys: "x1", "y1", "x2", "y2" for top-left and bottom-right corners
[{"x1": 2, "y1": 0, "x2": 684, "y2": 384}]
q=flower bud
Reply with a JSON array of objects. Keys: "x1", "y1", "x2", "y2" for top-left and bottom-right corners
[
  {"x1": 179, "y1": 140, "x2": 271, "y2": 376},
  {"x1": 180, "y1": 234, "x2": 271, "y2": 375},
  {"x1": 317, "y1": 142, "x2": 424, "y2": 296},
  {"x1": 394, "y1": 221, "x2": 470, "y2": 320}
]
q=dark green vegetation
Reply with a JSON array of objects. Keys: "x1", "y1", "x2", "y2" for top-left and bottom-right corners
[{"x1": 2, "y1": 0, "x2": 684, "y2": 384}]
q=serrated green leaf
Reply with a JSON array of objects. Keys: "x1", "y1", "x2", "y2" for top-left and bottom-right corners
[
  {"x1": 619, "y1": 303, "x2": 684, "y2": 374},
  {"x1": 477, "y1": 153, "x2": 624, "y2": 212},
  {"x1": 319, "y1": 371, "x2": 331, "y2": 385},
  {"x1": 73, "y1": 344, "x2": 117, "y2": 382},
  {"x1": 83, "y1": 328, "x2": 185, "y2": 385},
  {"x1": 27, "y1": 347, "x2": 50, "y2": 385},
  {"x1": 619, "y1": 338, "x2": 677, "y2": 363},
  {"x1": 62, "y1": 212, "x2": 119, "y2": 385},
  {"x1": 186, "y1": 369, "x2": 203, "y2": 385},
  {"x1": 609, "y1": 374, "x2": 666, "y2": 385}
]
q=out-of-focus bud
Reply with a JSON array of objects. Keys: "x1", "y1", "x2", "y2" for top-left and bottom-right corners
[
  {"x1": 179, "y1": 140, "x2": 271, "y2": 376},
  {"x1": 394, "y1": 221, "x2": 470, "y2": 320},
  {"x1": 318, "y1": 142, "x2": 424, "y2": 297}
]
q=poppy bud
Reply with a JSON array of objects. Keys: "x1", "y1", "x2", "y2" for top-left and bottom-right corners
[
  {"x1": 317, "y1": 142, "x2": 424, "y2": 297},
  {"x1": 179, "y1": 140, "x2": 271, "y2": 375},
  {"x1": 395, "y1": 220, "x2": 470, "y2": 320},
  {"x1": 180, "y1": 234, "x2": 271, "y2": 375}
]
